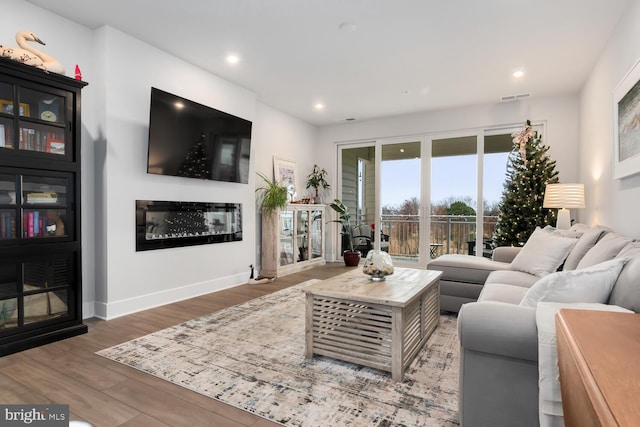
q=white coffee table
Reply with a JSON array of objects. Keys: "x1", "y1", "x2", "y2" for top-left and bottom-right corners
[{"x1": 304, "y1": 267, "x2": 442, "y2": 381}]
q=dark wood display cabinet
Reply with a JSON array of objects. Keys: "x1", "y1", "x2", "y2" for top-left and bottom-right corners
[{"x1": 0, "y1": 58, "x2": 87, "y2": 356}]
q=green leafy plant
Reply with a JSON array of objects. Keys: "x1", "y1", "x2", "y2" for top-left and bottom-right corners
[
  {"x1": 256, "y1": 172, "x2": 288, "y2": 216},
  {"x1": 305, "y1": 164, "x2": 330, "y2": 198},
  {"x1": 328, "y1": 198, "x2": 358, "y2": 252}
]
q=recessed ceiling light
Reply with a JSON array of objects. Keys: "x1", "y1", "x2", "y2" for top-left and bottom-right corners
[
  {"x1": 513, "y1": 70, "x2": 524, "y2": 78},
  {"x1": 314, "y1": 103, "x2": 325, "y2": 111},
  {"x1": 174, "y1": 101, "x2": 184, "y2": 110},
  {"x1": 226, "y1": 54, "x2": 240, "y2": 64}
]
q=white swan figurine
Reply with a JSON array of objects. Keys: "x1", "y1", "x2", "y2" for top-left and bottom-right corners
[{"x1": 0, "y1": 30, "x2": 65, "y2": 74}]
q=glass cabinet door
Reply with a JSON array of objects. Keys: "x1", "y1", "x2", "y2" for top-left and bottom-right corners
[
  {"x1": 22, "y1": 255, "x2": 72, "y2": 325},
  {"x1": 0, "y1": 82, "x2": 17, "y2": 152},
  {"x1": 0, "y1": 83, "x2": 68, "y2": 157},
  {"x1": 310, "y1": 209, "x2": 323, "y2": 259},
  {"x1": 0, "y1": 170, "x2": 72, "y2": 243},
  {"x1": 0, "y1": 263, "x2": 18, "y2": 330},
  {"x1": 0, "y1": 253, "x2": 74, "y2": 330},
  {"x1": 21, "y1": 175, "x2": 69, "y2": 239},
  {"x1": 0, "y1": 174, "x2": 17, "y2": 240},
  {"x1": 296, "y1": 210, "x2": 309, "y2": 262},
  {"x1": 279, "y1": 209, "x2": 293, "y2": 266}
]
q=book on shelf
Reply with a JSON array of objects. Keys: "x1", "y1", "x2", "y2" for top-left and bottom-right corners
[
  {"x1": 0, "y1": 123, "x2": 4, "y2": 148},
  {"x1": 0, "y1": 212, "x2": 14, "y2": 239},
  {"x1": 18, "y1": 127, "x2": 65, "y2": 153},
  {"x1": 27, "y1": 211, "x2": 34, "y2": 238},
  {"x1": 33, "y1": 211, "x2": 39, "y2": 236},
  {"x1": 26, "y1": 192, "x2": 58, "y2": 204}
]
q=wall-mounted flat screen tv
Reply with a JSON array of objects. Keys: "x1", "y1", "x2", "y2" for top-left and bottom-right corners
[{"x1": 147, "y1": 87, "x2": 252, "y2": 183}]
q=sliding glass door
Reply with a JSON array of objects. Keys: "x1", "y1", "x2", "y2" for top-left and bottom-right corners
[
  {"x1": 380, "y1": 140, "x2": 422, "y2": 265},
  {"x1": 336, "y1": 123, "x2": 544, "y2": 265},
  {"x1": 430, "y1": 135, "x2": 478, "y2": 257}
]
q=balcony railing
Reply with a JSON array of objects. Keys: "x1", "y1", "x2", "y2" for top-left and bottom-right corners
[{"x1": 378, "y1": 214, "x2": 498, "y2": 260}]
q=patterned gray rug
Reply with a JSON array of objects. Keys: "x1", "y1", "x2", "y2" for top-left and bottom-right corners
[{"x1": 97, "y1": 280, "x2": 460, "y2": 426}]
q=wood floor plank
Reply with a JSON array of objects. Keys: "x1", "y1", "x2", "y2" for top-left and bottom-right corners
[
  {"x1": 94, "y1": 356, "x2": 261, "y2": 425},
  {"x1": 0, "y1": 262, "x2": 349, "y2": 426},
  {"x1": 103, "y1": 379, "x2": 247, "y2": 427},
  {"x1": 0, "y1": 372, "x2": 51, "y2": 404},
  {"x1": 119, "y1": 413, "x2": 171, "y2": 427},
  {"x1": 2, "y1": 352, "x2": 141, "y2": 426}
]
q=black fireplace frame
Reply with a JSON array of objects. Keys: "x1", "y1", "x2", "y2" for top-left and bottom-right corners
[{"x1": 136, "y1": 200, "x2": 242, "y2": 251}]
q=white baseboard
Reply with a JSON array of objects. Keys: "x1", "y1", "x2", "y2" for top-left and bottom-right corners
[{"x1": 90, "y1": 272, "x2": 247, "y2": 320}]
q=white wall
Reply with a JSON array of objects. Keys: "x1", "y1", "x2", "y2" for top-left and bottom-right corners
[
  {"x1": 579, "y1": 0, "x2": 640, "y2": 236},
  {"x1": 318, "y1": 95, "x2": 580, "y2": 258},
  {"x1": 93, "y1": 26, "x2": 258, "y2": 319},
  {"x1": 4, "y1": 1, "x2": 321, "y2": 320}
]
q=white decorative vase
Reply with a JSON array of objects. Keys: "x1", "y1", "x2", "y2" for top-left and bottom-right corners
[{"x1": 362, "y1": 250, "x2": 394, "y2": 281}]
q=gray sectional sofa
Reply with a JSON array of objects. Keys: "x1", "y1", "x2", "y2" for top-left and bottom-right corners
[{"x1": 427, "y1": 224, "x2": 640, "y2": 427}]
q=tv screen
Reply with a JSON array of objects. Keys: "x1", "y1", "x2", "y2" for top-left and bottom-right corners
[{"x1": 147, "y1": 87, "x2": 252, "y2": 183}]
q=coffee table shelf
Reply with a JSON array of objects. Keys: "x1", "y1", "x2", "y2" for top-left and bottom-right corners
[{"x1": 304, "y1": 267, "x2": 442, "y2": 381}]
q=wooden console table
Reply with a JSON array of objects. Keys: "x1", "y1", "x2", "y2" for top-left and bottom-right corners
[
  {"x1": 556, "y1": 309, "x2": 640, "y2": 427},
  {"x1": 304, "y1": 267, "x2": 441, "y2": 381}
]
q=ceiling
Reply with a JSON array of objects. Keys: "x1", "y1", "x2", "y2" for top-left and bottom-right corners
[{"x1": 26, "y1": 0, "x2": 629, "y2": 126}]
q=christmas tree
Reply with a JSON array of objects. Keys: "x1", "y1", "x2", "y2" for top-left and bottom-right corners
[
  {"x1": 178, "y1": 133, "x2": 211, "y2": 179},
  {"x1": 492, "y1": 120, "x2": 559, "y2": 247}
]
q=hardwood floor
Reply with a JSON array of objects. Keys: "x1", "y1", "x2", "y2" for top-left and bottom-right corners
[{"x1": 0, "y1": 262, "x2": 349, "y2": 427}]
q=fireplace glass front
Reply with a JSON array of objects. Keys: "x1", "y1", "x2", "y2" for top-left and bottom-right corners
[{"x1": 136, "y1": 200, "x2": 242, "y2": 251}]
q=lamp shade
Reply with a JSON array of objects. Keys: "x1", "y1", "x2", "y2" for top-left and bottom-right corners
[{"x1": 543, "y1": 183, "x2": 585, "y2": 209}]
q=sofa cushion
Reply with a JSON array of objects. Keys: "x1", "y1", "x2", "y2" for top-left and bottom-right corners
[
  {"x1": 428, "y1": 254, "x2": 509, "y2": 284},
  {"x1": 576, "y1": 232, "x2": 632, "y2": 269},
  {"x1": 485, "y1": 270, "x2": 539, "y2": 288},
  {"x1": 509, "y1": 227, "x2": 578, "y2": 277},
  {"x1": 520, "y1": 258, "x2": 626, "y2": 307},
  {"x1": 563, "y1": 228, "x2": 608, "y2": 270},
  {"x1": 608, "y1": 242, "x2": 640, "y2": 312},
  {"x1": 478, "y1": 283, "x2": 529, "y2": 305}
]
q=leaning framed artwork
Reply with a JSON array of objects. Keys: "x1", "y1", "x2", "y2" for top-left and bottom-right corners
[
  {"x1": 614, "y1": 56, "x2": 640, "y2": 179},
  {"x1": 273, "y1": 156, "x2": 298, "y2": 195}
]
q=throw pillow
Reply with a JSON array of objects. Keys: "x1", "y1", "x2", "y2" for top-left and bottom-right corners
[
  {"x1": 510, "y1": 227, "x2": 578, "y2": 277},
  {"x1": 520, "y1": 258, "x2": 627, "y2": 307},
  {"x1": 563, "y1": 228, "x2": 608, "y2": 270},
  {"x1": 608, "y1": 242, "x2": 640, "y2": 312},
  {"x1": 575, "y1": 232, "x2": 632, "y2": 269}
]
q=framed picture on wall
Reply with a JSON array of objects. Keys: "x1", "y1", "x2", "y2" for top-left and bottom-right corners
[
  {"x1": 614, "y1": 56, "x2": 640, "y2": 179},
  {"x1": 273, "y1": 156, "x2": 298, "y2": 198}
]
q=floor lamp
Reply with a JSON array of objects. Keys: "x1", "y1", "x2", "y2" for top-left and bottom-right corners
[{"x1": 543, "y1": 183, "x2": 585, "y2": 230}]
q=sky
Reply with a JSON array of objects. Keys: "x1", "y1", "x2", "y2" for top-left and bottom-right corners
[{"x1": 380, "y1": 152, "x2": 510, "y2": 209}]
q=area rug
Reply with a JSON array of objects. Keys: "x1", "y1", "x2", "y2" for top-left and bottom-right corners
[{"x1": 97, "y1": 280, "x2": 460, "y2": 426}]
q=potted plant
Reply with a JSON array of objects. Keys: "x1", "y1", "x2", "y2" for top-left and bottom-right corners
[
  {"x1": 305, "y1": 164, "x2": 330, "y2": 204},
  {"x1": 255, "y1": 172, "x2": 288, "y2": 216},
  {"x1": 328, "y1": 198, "x2": 361, "y2": 266}
]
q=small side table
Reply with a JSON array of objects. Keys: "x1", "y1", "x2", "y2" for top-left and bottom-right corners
[{"x1": 556, "y1": 309, "x2": 640, "y2": 427}]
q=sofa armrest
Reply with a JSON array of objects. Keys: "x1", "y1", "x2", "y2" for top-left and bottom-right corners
[
  {"x1": 491, "y1": 246, "x2": 522, "y2": 263},
  {"x1": 458, "y1": 301, "x2": 537, "y2": 362}
]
